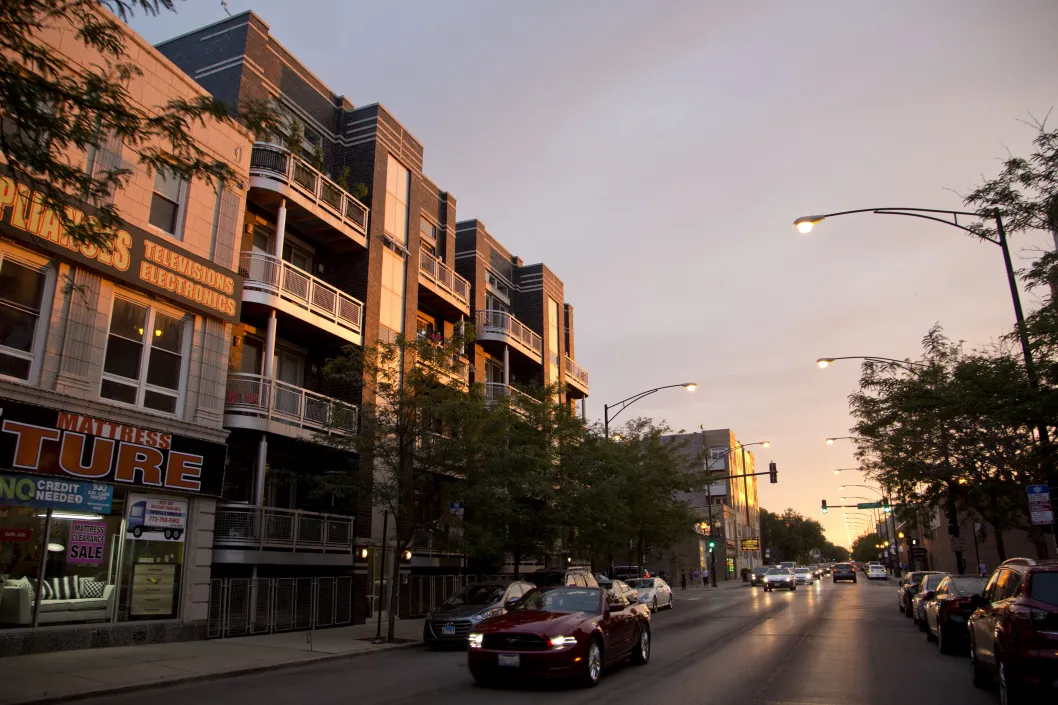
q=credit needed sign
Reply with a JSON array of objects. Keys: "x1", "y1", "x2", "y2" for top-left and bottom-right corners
[
  {"x1": 0, "y1": 472, "x2": 113, "y2": 513},
  {"x1": 0, "y1": 397, "x2": 225, "y2": 496},
  {"x1": 0, "y1": 174, "x2": 242, "y2": 323}
]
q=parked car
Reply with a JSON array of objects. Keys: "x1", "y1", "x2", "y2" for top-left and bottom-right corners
[
  {"x1": 625, "y1": 577, "x2": 673, "y2": 612},
  {"x1": 763, "y1": 567, "x2": 796, "y2": 591},
  {"x1": 610, "y1": 579, "x2": 638, "y2": 603},
  {"x1": 867, "y1": 564, "x2": 888, "y2": 580},
  {"x1": 594, "y1": 574, "x2": 613, "y2": 589},
  {"x1": 612, "y1": 565, "x2": 651, "y2": 581},
  {"x1": 467, "y1": 586, "x2": 650, "y2": 687},
  {"x1": 924, "y1": 574, "x2": 988, "y2": 654},
  {"x1": 898, "y1": 571, "x2": 944, "y2": 615},
  {"x1": 531, "y1": 568, "x2": 599, "y2": 588},
  {"x1": 749, "y1": 565, "x2": 770, "y2": 587},
  {"x1": 911, "y1": 573, "x2": 948, "y2": 630},
  {"x1": 832, "y1": 563, "x2": 857, "y2": 583},
  {"x1": 968, "y1": 558, "x2": 1058, "y2": 704},
  {"x1": 793, "y1": 567, "x2": 814, "y2": 585},
  {"x1": 424, "y1": 580, "x2": 536, "y2": 648}
]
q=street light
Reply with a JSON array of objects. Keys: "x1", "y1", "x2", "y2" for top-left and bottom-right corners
[
  {"x1": 833, "y1": 467, "x2": 859, "y2": 475},
  {"x1": 816, "y1": 356, "x2": 923, "y2": 370},
  {"x1": 825, "y1": 436, "x2": 855, "y2": 445},
  {"x1": 603, "y1": 382, "x2": 697, "y2": 438},
  {"x1": 795, "y1": 206, "x2": 1057, "y2": 544}
]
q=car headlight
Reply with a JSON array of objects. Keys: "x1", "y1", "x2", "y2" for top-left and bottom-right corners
[
  {"x1": 468, "y1": 633, "x2": 484, "y2": 649},
  {"x1": 546, "y1": 635, "x2": 578, "y2": 649},
  {"x1": 470, "y1": 608, "x2": 501, "y2": 623}
]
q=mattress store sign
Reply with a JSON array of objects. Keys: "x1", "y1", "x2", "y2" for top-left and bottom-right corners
[
  {"x1": 0, "y1": 397, "x2": 225, "y2": 496},
  {"x1": 0, "y1": 175, "x2": 242, "y2": 324}
]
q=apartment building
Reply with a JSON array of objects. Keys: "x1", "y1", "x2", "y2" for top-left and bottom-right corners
[
  {"x1": 0, "y1": 12, "x2": 251, "y2": 655},
  {"x1": 455, "y1": 220, "x2": 589, "y2": 415},
  {"x1": 157, "y1": 11, "x2": 476, "y2": 625},
  {"x1": 662, "y1": 429, "x2": 762, "y2": 580}
]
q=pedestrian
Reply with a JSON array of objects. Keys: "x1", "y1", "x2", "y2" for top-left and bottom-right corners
[
  {"x1": 702, "y1": 566, "x2": 709, "y2": 586},
  {"x1": 977, "y1": 561, "x2": 986, "y2": 576},
  {"x1": 691, "y1": 569, "x2": 699, "y2": 585},
  {"x1": 680, "y1": 571, "x2": 687, "y2": 590}
]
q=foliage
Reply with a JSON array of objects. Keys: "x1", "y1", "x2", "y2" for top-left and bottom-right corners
[
  {"x1": 0, "y1": 0, "x2": 279, "y2": 247},
  {"x1": 851, "y1": 533, "x2": 883, "y2": 564},
  {"x1": 759, "y1": 508, "x2": 842, "y2": 564}
]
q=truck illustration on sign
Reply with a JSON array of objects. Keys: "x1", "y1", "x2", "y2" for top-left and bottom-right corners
[{"x1": 126, "y1": 494, "x2": 187, "y2": 541}]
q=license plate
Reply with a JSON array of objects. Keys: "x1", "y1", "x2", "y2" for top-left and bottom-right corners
[
  {"x1": 441, "y1": 625, "x2": 456, "y2": 636},
  {"x1": 498, "y1": 654, "x2": 520, "y2": 668}
]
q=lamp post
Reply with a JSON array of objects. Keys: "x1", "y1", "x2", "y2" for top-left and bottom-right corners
[
  {"x1": 797, "y1": 207, "x2": 1057, "y2": 546},
  {"x1": 825, "y1": 436, "x2": 855, "y2": 445},
  {"x1": 603, "y1": 382, "x2": 697, "y2": 438}
]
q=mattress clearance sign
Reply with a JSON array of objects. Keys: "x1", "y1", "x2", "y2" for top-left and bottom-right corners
[
  {"x1": 0, "y1": 397, "x2": 225, "y2": 496},
  {"x1": 0, "y1": 174, "x2": 242, "y2": 324}
]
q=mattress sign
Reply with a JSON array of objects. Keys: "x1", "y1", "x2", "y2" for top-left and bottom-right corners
[
  {"x1": 67, "y1": 520, "x2": 107, "y2": 564},
  {"x1": 0, "y1": 397, "x2": 225, "y2": 496}
]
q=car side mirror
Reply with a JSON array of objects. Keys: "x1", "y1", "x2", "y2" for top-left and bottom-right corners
[
  {"x1": 504, "y1": 598, "x2": 519, "y2": 608},
  {"x1": 924, "y1": 591, "x2": 935, "y2": 600}
]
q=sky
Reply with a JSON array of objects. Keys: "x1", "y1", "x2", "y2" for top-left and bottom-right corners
[{"x1": 132, "y1": 0, "x2": 1058, "y2": 548}]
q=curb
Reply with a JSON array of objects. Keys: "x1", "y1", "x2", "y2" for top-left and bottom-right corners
[{"x1": 9, "y1": 641, "x2": 424, "y2": 705}]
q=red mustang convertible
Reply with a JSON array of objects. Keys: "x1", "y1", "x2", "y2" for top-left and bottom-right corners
[{"x1": 467, "y1": 585, "x2": 651, "y2": 687}]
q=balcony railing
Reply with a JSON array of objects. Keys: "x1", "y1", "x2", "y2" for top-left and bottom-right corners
[
  {"x1": 564, "y1": 356, "x2": 589, "y2": 389},
  {"x1": 419, "y1": 250, "x2": 470, "y2": 306},
  {"x1": 418, "y1": 353, "x2": 470, "y2": 386},
  {"x1": 249, "y1": 142, "x2": 369, "y2": 236},
  {"x1": 485, "y1": 382, "x2": 537, "y2": 413},
  {"x1": 225, "y1": 372, "x2": 358, "y2": 435},
  {"x1": 213, "y1": 504, "x2": 353, "y2": 552},
  {"x1": 240, "y1": 252, "x2": 363, "y2": 335},
  {"x1": 477, "y1": 310, "x2": 543, "y2": 358}
]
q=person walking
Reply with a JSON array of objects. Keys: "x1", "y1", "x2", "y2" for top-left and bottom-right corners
[
  {"x1": 680, "y1": 571, "x2": 687, "y2": 590},
  {"x1": 702, "y1": 565, "x2": 709, "y2": 587}
]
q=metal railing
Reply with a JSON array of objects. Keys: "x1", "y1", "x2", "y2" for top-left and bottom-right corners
[
  {"x1": 477, "y1": 310, "x2": 543, "y2": 356},
  {"x1": 213, "y1": 504, "x2": 354, "y2": 552},
  {"x1": 249, "y1": 143, "x2": 369, "y2": 236},
  {"x1": 239, "y1": 252, "x2": 363, "y2": 334},
  {"x1": 208, "y1": 576, "x2": 353, "y2": 639},
  {"x1": 564, "y1": 356, "x2": 589, "y2": 388},
  {"x1": 484, "y1": 382, "x2": 537, "y2": 412},
  {"x1": 418, "y1": 250, "x2": 470, "y2": 305},
  {"x1": 225, "y1": 372, "x2": 358, "y2": 435}
]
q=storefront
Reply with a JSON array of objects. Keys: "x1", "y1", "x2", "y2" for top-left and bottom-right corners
[{"x1": 0, "y1": 399, "x2": 224, "y2": 637}]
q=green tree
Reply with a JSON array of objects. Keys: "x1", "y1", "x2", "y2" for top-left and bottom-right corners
[
  {"x1": 759, "y1": 508, "x2": 831, "y2": 564},
  {"x1": 1, "y1": 0, "x2": 279, "y2": 248},
  {"x1": 851, "y1": 533, "x2": 883, "y2": 564}
]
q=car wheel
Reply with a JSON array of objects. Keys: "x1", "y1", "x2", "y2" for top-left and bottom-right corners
[
  {"x1": 667, "y1": 596, "x2": 674, "y2": 610},
  {"x1": 651, "y1": 597, "x2": 657, "y2": 613},
  {"x1": 630, "y1": 626, "x2": 650, "y2": 665},
  {"x1": 904, "y1": 599, "x2": 913, "y2": 618},
  {"x1": 582, "y1": 639, "x2": 603, "y2": 687},
  {"x1": 937, "y1": 620, "x2": 952, "y2": 654},
  {"x1": 832, "y1": 579, "x2": 837, "y2": 584},
  {"x1": 925, "y1": 617, "x2": 937, "y2": 642},
  {"x1": 764, "y1": 586, "x2": 770, "y2": 592},
  {"x1": 918, "y1": 614, "x2": 928, "y2": 632},
  {"x1": 791, "y1": 584, "x2": 796, "y2": 591},
  {"x1": 999, "y1": 656, "x2": 1022, "y2": 705},
  {"x1": 471, "y1": 670, "x2": 495, "y2": 687},
  {"x1": 969, "y1": 640, "x2": 988, "y2": 689}
]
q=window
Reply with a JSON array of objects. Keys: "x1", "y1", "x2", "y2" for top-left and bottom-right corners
[
  {"x1": 420, "y1": 217, "x2": 436, "y2": 242},
  {"x1": 148, "y1": 170, "x2": 187, "y2": 238},
  {"x1": 0, "y1": 256, "x2": 47, "y2": 380},
  {"x1": 240, "y1": 338, "x2": 263, "y2": 375},
  {"x1": 384, "y1": 156, "x2": 410, "y2": 246},
  {"x1": 983, "y1": 570, "x2": 1001, "y2": 602},
  {"x1": 548, "y1": 297, "x2": 560, "y2": 382},
  {"x1": 101, "y1": 297, "x2": 188, "y2": 414},
  {"x1": 379, "y1": 248, "x2": 406, "y2": 340}
]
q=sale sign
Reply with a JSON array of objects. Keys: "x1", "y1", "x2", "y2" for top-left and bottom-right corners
[
  {"x1": 0, "y1": 528, "x2": 32, "y2": 542},
  {"x1": 67, "y1": 520, "x2": 107, "y2": 564}
]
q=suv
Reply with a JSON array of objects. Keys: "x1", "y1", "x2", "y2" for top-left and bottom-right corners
[
  {"x1": 531, "y1": 567, "x2": 599, "y2": 588},
  {"x1": 968, "y1": 558, "x2": 1058, "y2": 703}
]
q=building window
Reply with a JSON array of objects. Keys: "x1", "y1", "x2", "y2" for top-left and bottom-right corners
[
  {"x1": 101, "y1": 296, "x2": 188, "y2": 414},
  {"x1": 420, "y1": 217, "x2": 436, "y2": 243},
  {"x1": 0, "y1": 256, "x2": 48, "y2": 381},
  {"x1": 379, "y1": 248, "x2": 406, "y2": 340},
  {"x1": 148, "y1": 170, "x2": 187, "y2": 238},
  {"x1": 547, "y1": 297, "x2": 559, "y2": 383},
  {"x1": 384, "y1": 156, "x2": 410, "y2": 246}
]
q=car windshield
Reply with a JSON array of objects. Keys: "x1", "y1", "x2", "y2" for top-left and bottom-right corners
[
  {"x1": 921, "y1": 574, "x2": 946, "y2": 590},
  {"x1": 531, "y1": 572, "x2": 568, "y2": 587},
  {"x1": 752, "y1": 567, "x2": 770, "y2": 574},
  {"x1": 511, "y1": 587, "x2": 602, "y2": 614},
  {"x1": 869, "y1": 565, "x2": 885, "y2": 571},
  {"x1": 906, "y1": 571, "x2": 929, "y2": 584},
  {"x1": 1031, "y1": 573, "x2": 1058, "y2": 606},
  {"x1": 767, "y1": 569, "x2": 788, "y2": 575},
  {"x1": 949, "y1": 577, "x2": 988, "y2": 596},
  {"x1": 445, "y1": 584, "x2": 505, "y2": 606},
  {"x1": 626, "y1": 579, "x2": 655, "y2": 589},
  {"x1": 795, "y1": 568, "x2": 810, "y2": 574},
  {"x1": 835, "y1": 564, "x2": 852, "y2": 570}
]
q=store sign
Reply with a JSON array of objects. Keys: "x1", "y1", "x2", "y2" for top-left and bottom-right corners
[
  {"x1": 0, "y1": 471, "x2": 113, "y2": 513},
  {"x1": 67, "y1": 520, "x2": 107, "y2": 564},
  {"x1": 0, "y1": 397, "x2": 225, "y2": 496},
  {"x1": 0, "y1": 174, "x2": 242, "y2": 323},
  {"x1": 0, "y1": 527, "x2": 32, "y2": 542},
  {"x1": 125, "y1": 493, "x2": 187, "y2": 542},
  {"x1": 740, "y1": 537, "x2": 760, "y2": 552}
]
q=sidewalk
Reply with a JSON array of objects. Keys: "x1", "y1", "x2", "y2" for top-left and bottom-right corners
[{"x1": 0, "y1": 618, "x2": 425, "y2": 705}]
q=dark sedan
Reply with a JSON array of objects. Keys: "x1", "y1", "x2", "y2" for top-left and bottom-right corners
[
  {"x1": 911, "y1": 573, "x2": 948, "y2": 630},
  {"x1": 423, "y1": 580, "x2": 535, "y2": 648},
  {"x1": 832, "y1": 563, "x2": 857, "y2": 583},
  {"x1": 749, "y1": 566, "x2": 770, "y2": 586},
  {"x1": 467, "y1": 586, "x2": 651, "y2": 687},
  {"x1": 898, "y1": 570, "x2": 944, "y2": 616},
  {"x1": 924, "y1": 574, "x2": 988, "y2": 653}
]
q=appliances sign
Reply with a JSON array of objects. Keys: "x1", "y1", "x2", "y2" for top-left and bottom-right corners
[{"x1": 0, "y1": 397, "x2": 225, "y2": 496}]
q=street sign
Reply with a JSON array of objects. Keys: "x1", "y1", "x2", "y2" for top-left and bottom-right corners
[
  {"x1": 1027, "y1": 485, "x2": 1053, "y2": 525},
  {"x1": 1027, "y1": 484, "x2": 1050, "y2": 502},
  {"x1": 449, "y1": 501, "x2": 464, "y2": 517},
  {"x1": 1032, "y1": 507, "x2": 1054, "y2": 525},
  {"x1": 856, "y1": 501, "x2": 883, "y2": 509},
  {"x1": 950, "y1": 537, "x2": 966, "y2": 551},
  {"x1": 740, "y1": 537, "x2": 760, "y2": 552},
  {"x1": 910, "y1": 547, "x2": 927, "y2": 558}
]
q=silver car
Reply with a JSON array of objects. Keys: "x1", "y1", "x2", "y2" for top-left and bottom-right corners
[
  {"x1": 423, "y1": 580, "x2": 534, "y2": 648},
  {"x1": 763, "y1": 567, "x2": 796, "y2": 591},
  {"x1": 793, "y1": 567, "x2": 815, "y2": 585}
]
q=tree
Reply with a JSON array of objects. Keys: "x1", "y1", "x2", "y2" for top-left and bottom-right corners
[
  {"x1": 0, "y1": 0, "x2": 279, "y2": 248},
  {"x1": 851, "y1": 533, "x2": 883, "y2": 564},
  {"x1": 759, "y1": 508, "x2": 833, "y2": 564}
]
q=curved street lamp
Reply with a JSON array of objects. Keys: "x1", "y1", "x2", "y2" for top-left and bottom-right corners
[
  {"x1": 825, "y1": 436, "x2": 855, "y2": 445},
  {"x1": 795, "y1": 206, "x2": 1057, "y2": 542},
  {"x1": 833, "y1": 467, "x2": 859, "y2": 475},
  {"x1": 816, "y1": 356, "x2": 924, "y2": 371},
  {"x1": 604, "y1": 382, "x2": 697, "y2": 438}
]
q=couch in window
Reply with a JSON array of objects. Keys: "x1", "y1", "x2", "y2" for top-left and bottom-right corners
[{"x1": 0, "y1": 576, "x2": 115, "y2": 626}]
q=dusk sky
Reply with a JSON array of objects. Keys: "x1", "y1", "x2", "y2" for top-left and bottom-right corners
[{"x1": 133, "y1": 0, "x2": 1058, "y2": 547}]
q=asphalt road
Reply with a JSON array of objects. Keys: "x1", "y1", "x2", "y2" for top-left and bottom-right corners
[{"x1": 84, "y1": 577, "x2": 998, "y2": 705}]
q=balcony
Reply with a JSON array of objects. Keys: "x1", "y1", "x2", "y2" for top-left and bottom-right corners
[
  {"x1": 239, "y1": 251, "x2": 363, "y2": 345},
  {"x1": 213, "y1": 505, "x2": 354, "y2": 552},
  {"x1": 248, "y1": 142, "x2": 369, "y2": 252},
  {"x1": 224, "y1": 372, "x2": 358, "y2": 440},
  {"x1": 564, "y1": 356, "x2": 589, "y2": 396},
  {"x1": 484, "y1": 382, "x2": 537, "y2": 414},
  {"x1": 476, "y1": 310, "x2": 543, "y2": 363},
  {"x1": 418, "y1": 352, "x2": 470, "y2": 387},
  {"x1": 418, "y1": 250, "x2": 470, "y2": 316}
]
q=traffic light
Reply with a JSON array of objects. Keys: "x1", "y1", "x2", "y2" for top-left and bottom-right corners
[
  {"x1": 883, "y1": 504, "x2": 892, "y2": 514},
  {"x1": 769, "y1": 461, "x2": 778, "y2": 484},
  {"x1": 821, "y1": 499, "x2": 828, "y2": 514},
  {"x1": 708, "y1": 539, "x2": 716, "y2": 552}
]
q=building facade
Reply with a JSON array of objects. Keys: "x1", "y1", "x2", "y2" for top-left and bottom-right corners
[{"x1": 0, "y1": 11, "x2": 251, "y2": 655}]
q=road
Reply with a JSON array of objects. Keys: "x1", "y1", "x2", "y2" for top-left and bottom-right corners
[{"x1": 84, "y1": 577, "x2": 996, "y2": 705}]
